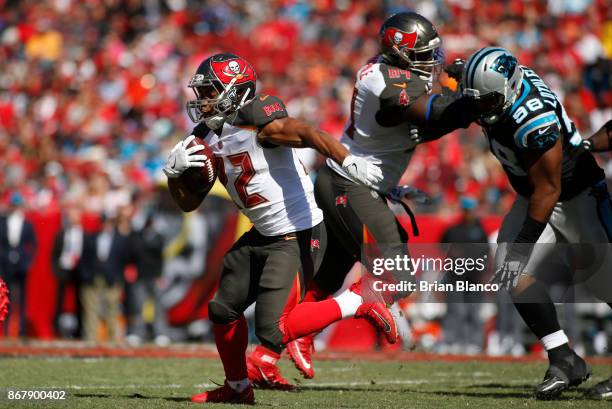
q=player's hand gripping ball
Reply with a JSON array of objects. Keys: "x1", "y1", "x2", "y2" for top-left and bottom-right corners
[
  {"x1": 180, "y1": 136, "x2": 218, "y2": 195},
  {"x1": 163, "y1": 135, "x2": 218, "y2": 195}
]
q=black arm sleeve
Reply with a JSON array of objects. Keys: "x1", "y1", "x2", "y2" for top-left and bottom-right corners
[{"x1": 419, "y1": 91, "x2": 476, "y2": 140}]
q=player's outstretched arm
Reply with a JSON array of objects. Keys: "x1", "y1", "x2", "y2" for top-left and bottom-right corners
[
  {"x1": 258, "y1": 117, "x2": 349, "y2": 165},
  {"x1": 415, "y1": 90, "x2": 507, "y2": 141},
  {"x1": 258, "y1": 117, "x2": 383, "y2": 186},
  {"x1": 377, "y1": 89, "x2": 481, "y2": 144},
  {"x1": 583, "y1": 119, "x2": 611, "y2": 152}
]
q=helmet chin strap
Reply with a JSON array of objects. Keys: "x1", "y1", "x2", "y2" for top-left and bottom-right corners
[
  {"x1": 204, "y1": 88, "x2": 254, "y2": 131},
  {"x1": 391, "y1": 45, "x2": 440, "y2": 81},
  {"x1": 204, "y1": 114, "x2": 226, "y2": 129}
]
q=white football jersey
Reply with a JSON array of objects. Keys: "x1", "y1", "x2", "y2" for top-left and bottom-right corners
[
  {"x1": 327, "y1": 59, "x2": 430, "y2": 193},
  {"x1": 196, "y1": 95, "x2": 323, "y2": 237}
]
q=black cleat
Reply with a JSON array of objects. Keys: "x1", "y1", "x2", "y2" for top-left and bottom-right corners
[
  {"x1": 535, "y1": 353, "x2": 592, "y2": 400},
  {"x1": 584, "y1": 377, "x2": 612, "y2": 400}
]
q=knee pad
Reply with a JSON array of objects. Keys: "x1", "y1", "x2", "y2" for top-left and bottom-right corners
[{"x1": 208, "y1": 300, "x2": 238, "y2": 325}]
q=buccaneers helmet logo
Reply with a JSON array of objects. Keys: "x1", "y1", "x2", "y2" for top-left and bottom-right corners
[
  {"x1": 393, "y1": 32, "x2": 403, "y2": 44},
  {"x1": 222, "y1": 60, "x2": 248, "y2": 80},
  {"x1": 384, "y1": 28, "x2": 418, "y2": 49}
]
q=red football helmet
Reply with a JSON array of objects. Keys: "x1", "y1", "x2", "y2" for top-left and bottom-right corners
[{"x1": 186, "y1": 53, "x2": 257, "y2": 129}]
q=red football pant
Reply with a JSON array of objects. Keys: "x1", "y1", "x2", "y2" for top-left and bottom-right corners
[{"x1": 213, "y1": 315, "x2": 248, "y2": 381}]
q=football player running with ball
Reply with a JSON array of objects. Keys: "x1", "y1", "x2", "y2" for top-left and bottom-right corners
[
  {"x1": 440, "y1": 47, "x2": 611, "y2": 400},
  {"x1": 283, "y1": 12, "x2": 488, "y2": 380},
  {"x1": 164, "y1": 53, "x2": 396, "y2": 404}
]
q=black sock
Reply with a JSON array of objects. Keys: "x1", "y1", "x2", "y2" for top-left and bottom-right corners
[{"x1": 512, "y1": 283, "x2": 562, "y2": 340}]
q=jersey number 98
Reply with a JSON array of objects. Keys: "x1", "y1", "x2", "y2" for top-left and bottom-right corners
[{"x1": 512, "y1": 98, "x2": 544, "y2": 124}]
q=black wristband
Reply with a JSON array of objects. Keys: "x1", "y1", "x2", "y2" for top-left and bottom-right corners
[{"x1": 514, "y1": 216, "x2": 547, "y2": 244}]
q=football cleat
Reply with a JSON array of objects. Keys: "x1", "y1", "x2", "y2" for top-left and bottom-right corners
[
  {"x1": 287, "y1": 334, "x2": 315, "y2": 379},
  {"x1": 191, "y1": 380, "x2": 254, "y2": 404},
  {"x1": 535, "y1": 353, "x2": 591, "y2": 400},
  {"x1": 354, "y1": 302, "x2": 398, "y2": 344},
  {"x1": 584, "y1": 377, "x2": 612, "y2": 400},
  {"x1": 247, "y1": 353, "x2": 297, "y2": 391}
]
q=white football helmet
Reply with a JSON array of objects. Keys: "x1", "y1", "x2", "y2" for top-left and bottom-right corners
[{"x1": 462, "y1": 47, "x2": 523, "y2": 124}]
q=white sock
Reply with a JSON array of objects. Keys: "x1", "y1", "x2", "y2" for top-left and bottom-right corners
[
  {"x1": 333, "y1": 288, "x2": 363, "y2": 318},
  {"x1": 227, "y1": 378, "x2": 250, "y2": 392},
  {"x1": 541, "y1": 330, "x2": 569, "y2": 350}
]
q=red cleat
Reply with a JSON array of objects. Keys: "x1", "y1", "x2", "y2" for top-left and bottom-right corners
[
  {"x1": 355, "y1": 302, "x2": 398, "y2": 344},
  {"x1": 247, "y1": 353, "x2": 297, "y2": 391},
  {"x1": 287, "y1": 334, "x2": 315, "y2": 379},
  {"x1": 191, "y1": 381, "x2": 254, "y2": 404}
]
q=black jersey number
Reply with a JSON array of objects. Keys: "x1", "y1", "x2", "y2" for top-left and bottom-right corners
[{"x1": 490, "y1": 139, "x2": 526, "y2": 176}]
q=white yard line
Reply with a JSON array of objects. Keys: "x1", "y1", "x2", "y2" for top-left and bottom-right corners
[
  {"x1": 20, "y1": 380, "x2": 431, "y2": 391},
  {"x1": 19, "y1": 377, "x2": 537, "y2": 391}
]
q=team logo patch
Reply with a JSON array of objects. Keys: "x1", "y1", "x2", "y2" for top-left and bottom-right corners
[
  {"x1": 335, "y1": 194, "x2": 348, "y2": 207},
  {"x1": 311, "y1": 239, "x2": 320, "y2": 251},
  {"x1": 399, "y1": 89, "x2": 409, "y2": 106}
]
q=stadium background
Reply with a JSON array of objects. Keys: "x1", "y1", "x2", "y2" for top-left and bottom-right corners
[{"x1": 0, "y1": 0, "x2": 610, "y2": 358}]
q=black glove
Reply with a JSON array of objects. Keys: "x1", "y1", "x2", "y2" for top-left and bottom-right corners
[{"x1": 444, "y1": 58, "x2": 465, "y2": 82}]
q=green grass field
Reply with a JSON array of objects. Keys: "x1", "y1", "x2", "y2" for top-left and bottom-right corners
[{"x1": 0, "y1": 356, "x2": 610, "y2": 408}]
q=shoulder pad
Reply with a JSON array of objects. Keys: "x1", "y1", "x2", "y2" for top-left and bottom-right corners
[
  {"x1": 235, "y1": 95, "x2": 288, "y2": 128},
  {"x1": 513, "y1": 111, "x2": 561, "y2": 150},
  {"x1": 377, "y1": 65, "x2": 430, "y2": 109}
]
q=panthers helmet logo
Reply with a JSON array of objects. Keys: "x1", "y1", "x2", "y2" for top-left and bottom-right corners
[{"x1": 490, "y1": 54, "x2": 517, "y2": 79}]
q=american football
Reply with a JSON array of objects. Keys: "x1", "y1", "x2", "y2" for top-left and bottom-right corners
[
  {"x1": 1, "y1": 1, "x2": 611, "y2": 408},
  {"x1": 180, "y1": 136, "x2": 217, "y2": 195}
]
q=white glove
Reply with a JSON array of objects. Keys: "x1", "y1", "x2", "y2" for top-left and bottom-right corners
[
  {"x1": 490, "y1": 260, "x2": 524, "y2": 291},
  {"x1": 342, "y1": 155, "x2": 383, "y2": 187},
  {"x1": 163, "y1": 135, "x2": 207, "y2": 178}
]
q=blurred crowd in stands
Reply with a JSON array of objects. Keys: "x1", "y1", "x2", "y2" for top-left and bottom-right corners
[
  {"x1": 0, "y1": 0, "x2": 610, "y2": 353},
  {"x1": 1, "y1": 0, "x2": 610, "y2": 215}
]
